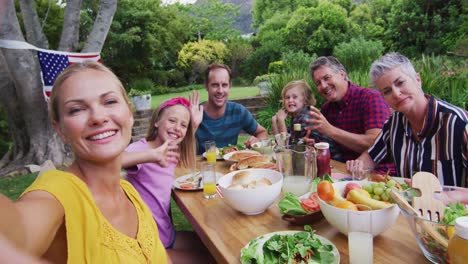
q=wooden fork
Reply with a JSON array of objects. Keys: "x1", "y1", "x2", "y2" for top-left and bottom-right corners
[{"x1": 411, "y1": 172, "x2": 446, "y2": 222}]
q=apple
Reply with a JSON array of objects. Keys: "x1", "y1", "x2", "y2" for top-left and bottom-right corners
[{"x1": 343, "y1": 182, "x2": 362, "y2": 197}]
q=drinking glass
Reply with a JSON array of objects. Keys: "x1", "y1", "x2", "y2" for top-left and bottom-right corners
[
  {"x1": 205, "y1": 140, "x2": 217, "y2": 163},
  {"x1": 347, "y1": 209, "x2": 373, "y2": 264},
  {"x1": 352, "y1": 168, "x2": 371, "y2": 181},
  {"x1": 201, "y1": 162, "x2": 216, "y2": 199},
  {"x1": 276, "y1": 146, "x2": 316, "y2": 196}
]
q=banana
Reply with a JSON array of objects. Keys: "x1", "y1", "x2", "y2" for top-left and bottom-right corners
[{"x1": 346, "y1": 189, "x2": 392, "y2": 210}]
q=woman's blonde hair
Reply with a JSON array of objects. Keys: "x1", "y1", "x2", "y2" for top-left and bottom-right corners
[
  {"x1": 281, "y1": 80, "x2": 316, "y2": 108},
  {"x1": 146, "y1": 105, "x2": 196, "y2": 169},
  {"x1": 49, "y1": 60, "x2": 131, "y2": 122}
]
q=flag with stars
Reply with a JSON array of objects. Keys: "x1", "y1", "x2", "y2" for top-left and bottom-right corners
[{"x1": 37, "y1": 50, "x2": 101, "y2": 100}]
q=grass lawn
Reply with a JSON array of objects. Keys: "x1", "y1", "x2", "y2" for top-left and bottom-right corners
[{"x1": 152, "y1": 86, "x2": 259, "y2": 108}]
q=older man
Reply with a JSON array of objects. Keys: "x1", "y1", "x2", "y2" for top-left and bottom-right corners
[
  {"x1": 193, "y1": 64, "x2": 268, "y2": 154},
  {"x1": 347, "y1": 53, "x2": 467, "y2": 187},
  {"x1": 305, "y1": 56, "x2": 392, "y2": 170}
]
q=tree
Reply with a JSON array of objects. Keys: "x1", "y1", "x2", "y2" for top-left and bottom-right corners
[
  {"x1": 176, "y1": 39, "x2": 228, "y2": 83},
  {"x1": 178, "y1": 0, "x2": 241, "y2": 40},
  {"x1": 252, "y1": 0, "x2": 318, "y2": 28},
  {"x1": 103, "y1": 0, "x2": 191, "y2": 86},
  {"x1": 385, "y1": 0, "x2": 467, "y2": 56},
  {"x1": 282, "y1": 2, "x2": 356, "y2": 55},
  {"x1": 0, "y1": 0, "x2": 117, "y2": 175}
]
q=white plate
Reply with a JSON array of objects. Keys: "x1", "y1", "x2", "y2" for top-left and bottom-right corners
[
  {"x1": 240, "y1": 230, "x2": 340, "y2": 264},
  {"x1": 173, "y1": 171, "x2": 224, "y2": 191},
  {"x1": 202, "y1": 152, "x2": 223, "y2": 160}
]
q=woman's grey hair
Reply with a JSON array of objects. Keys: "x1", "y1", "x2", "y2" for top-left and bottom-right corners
[
  {"x1": 369, "y1": 52, "x2": 417, "y2": 88},
  {"x1": 309, "y1": 56, "x2": 349, "y2": 81}
]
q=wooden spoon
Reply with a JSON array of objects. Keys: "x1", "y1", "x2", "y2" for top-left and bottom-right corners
[
  {"x1": 411, "y1": 172, "x2": 446, "y2": 222},
  {"x1": 390, "y1": 189, "x2": 448, "y2": 248}
]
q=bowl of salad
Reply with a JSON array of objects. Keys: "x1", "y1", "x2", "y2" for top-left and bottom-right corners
[
  {"x1": 399, "y1": 186, "x2": 468, "y2": 264},
  {"x1": 240, "y1": 225, "x2": 340, "y2": 264},
  {"x1": 278, "y1": 177, "x2": 330, "y2": 225}
]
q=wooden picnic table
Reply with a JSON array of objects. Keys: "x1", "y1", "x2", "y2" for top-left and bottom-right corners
[{"x1": 173, "y1": 158, "x2": 427, "y2": 264}]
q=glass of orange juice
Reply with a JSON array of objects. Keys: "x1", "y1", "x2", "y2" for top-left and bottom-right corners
[
  {"x1": 201, "y1": 162, "x2": 216, "y2": 199},
  {"x1": 205, "y1": 140, "x2": 217, "y2": 163}
]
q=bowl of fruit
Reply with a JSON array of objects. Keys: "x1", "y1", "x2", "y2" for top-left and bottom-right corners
[
  {"x1": 317, "y1": 180, "x2": 400, "y2": 236},
  {"x1": 398, "y1": 186, "x2": 468, "y2": 264}
]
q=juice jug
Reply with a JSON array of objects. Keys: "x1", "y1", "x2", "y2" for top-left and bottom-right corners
[
  {"x1": 448, "y1": 216, "x2": 468, "y2": 264},
  {"x1": 276, "y1": 146, "x2": 316, "y2": 196},
  {"x1": 315, "y1": 142, "x2": 331, "y2": 178}
]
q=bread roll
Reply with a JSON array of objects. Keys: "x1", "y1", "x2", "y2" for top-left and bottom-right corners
[
  {"x1": 227, "y1": 183, "x2": 243, "y2": 190},
  {"x1": 232, "y1": 171, "x2": 255, "y2": 186},
  {"x1": 256, "y1": 177, "x2": 272, "y2": 187},
  {"x1": 237, "y1": 155, "x2": 270, "y2": 170}
]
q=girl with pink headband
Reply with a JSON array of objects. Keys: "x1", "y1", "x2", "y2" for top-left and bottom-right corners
[{"x1": 122, "y1": 92, "x2": 212, "y2": 263}]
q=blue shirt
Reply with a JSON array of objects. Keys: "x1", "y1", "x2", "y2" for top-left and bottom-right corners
[
  {"x1": 368, "y1": 96, "x2": 467, "y2": 187},
  {"x1": 196, "y1": 101, "x2": 258, "y2": 154}
]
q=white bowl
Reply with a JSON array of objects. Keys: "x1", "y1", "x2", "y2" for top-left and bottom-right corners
[
  {"x1": 318, "y1": 180, "x2": 400, "y2": 236},
  {"x1": 218, "y1": 169, "x2": 283, "y2": 215}
]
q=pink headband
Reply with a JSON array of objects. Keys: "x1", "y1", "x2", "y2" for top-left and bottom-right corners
[{"x1": 159, "y1": 97, "x2": 190, "y2": 110}]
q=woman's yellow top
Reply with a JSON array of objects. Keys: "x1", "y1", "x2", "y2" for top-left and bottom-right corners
[{"x1": 21, "y1": 170, "x2": 167, "y2": 264}]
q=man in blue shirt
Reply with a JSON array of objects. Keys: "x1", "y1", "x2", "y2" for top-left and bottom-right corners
[{"x1": 193, "y1": 64, "x2": 268, "y2": 154}]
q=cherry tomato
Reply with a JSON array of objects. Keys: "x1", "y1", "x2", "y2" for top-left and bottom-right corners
[
  {"x1": 301, "y1": 196, "x2": 320, "y2": 212},
  {"x1": 317, "y1": 181, "x2": 335, "y2": 201}
]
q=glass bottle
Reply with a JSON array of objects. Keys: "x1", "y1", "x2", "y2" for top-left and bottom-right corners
[
  {"x1": 290, "y1": 123, "x2": 303, "y2": 146},
  {"x1": 448, "y1": 216, "x2": 468, "y2": 264},
  {"x1": 314, "y1": 142, "x2": 331, "y2": 178}
]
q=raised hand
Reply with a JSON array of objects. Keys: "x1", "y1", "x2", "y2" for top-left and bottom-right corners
[
  {"x1": 151, "y1": 140, "x2": 180, "y2": 167},
  {"x1": 306, "y1": 106, "x2": 333, "y2": 135},
  {"x1": 189, "y1": 91, "x2": 203, "y2": 131},
  {"x1": 275, "y1": 109, "x2": 288, "y2": 122},
  {"x1": 244, "y1": 136, "x2": 260, "y2": 149}
]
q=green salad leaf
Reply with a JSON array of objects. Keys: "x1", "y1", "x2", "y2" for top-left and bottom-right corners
[
  {"x1": 278, "y1": 192, "x2": 307, "y2": 216},
  {"x1": 441, "y1": 202, "x2": 468, "y2": 225},
  {"x1": 241, "y1": 225, "x2": 336, "y2": 264}
]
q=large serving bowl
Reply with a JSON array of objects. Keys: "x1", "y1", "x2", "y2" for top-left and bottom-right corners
[
  {"x1": 399, "y1": 185, "x2": 468, "y2": 264},
  {"x1": 318, "y1": 180, "x2": 400, "y2": 236},
  {"x1": 218, "y1": 169, "x2": 283, "y2": 215}
]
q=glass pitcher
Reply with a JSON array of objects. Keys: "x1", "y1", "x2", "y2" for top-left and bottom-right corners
[{"x1": 275, "y1": 146, "x2": 316, "y2": 196}]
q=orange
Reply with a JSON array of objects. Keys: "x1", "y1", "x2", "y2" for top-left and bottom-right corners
[
  {"x1": 317, "y1": 181, "x2": 335, "y2": 201},
  {"x1": 336, "y1": 201, "x2": 358, "y2": 211}
]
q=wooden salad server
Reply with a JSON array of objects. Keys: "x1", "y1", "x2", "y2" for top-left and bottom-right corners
[
  {"x1": 411, "y1": 172, "x2": 446, "y2": 222},
  {"x1": 390, "y1": 182, "x2": 448, "y2": 248}
]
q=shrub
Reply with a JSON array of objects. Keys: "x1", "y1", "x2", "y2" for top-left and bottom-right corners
[
  {"x1": 255, "y1": 105, "x2": 279, "y2": 133},
  {"x1": 167, "y1": 69, "x2": 189, "y2": 88},
  {"x1": 268, "y1": 61, "x2": 284, "y2": 74},
  {"x1": 414, "y1": 54, "x2": 467, "y2": 109},
  {"x1": 128, "y1": 88, "x2": 152, "y2": 97},
  {"x1": 252, "y1": 74, "x2": 279, "y2": 86},
  {"x1": 128, "y1": 78, "x2": 154, "y2": 93},
  {"x1": 333, "y1": 37, "x2": 384, "y2": 72},
  {"x1": 281, "y1": 50, "x2": 317, "y2": 74}
]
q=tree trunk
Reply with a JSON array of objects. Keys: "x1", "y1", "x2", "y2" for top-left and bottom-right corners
[
  {"x1": 58, "y1": 0, "x2": 82, "y2": 51},
  {"x1": 82, "y1": 0, "x2": 117, "y2": 52},
  {"x1": 18, "y1": 0, "x2": 48, "y2": 48},
  {"x1": 0, "y1": 0, "x2": 117, "y2": 176},
  {"x1": 0, "y1": 0, "x2": 68, "y2": 176}
]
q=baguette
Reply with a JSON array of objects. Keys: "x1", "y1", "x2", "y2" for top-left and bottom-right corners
[
  {"x1": 237, "y1": 155, "x2": 270, "y2": 170},
  {"x1": 250, "y1": 162, "x2": 278, "y2": 170},
  {"x1": 230, "y1": 150, "x2": 261, "y2": 161}
]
